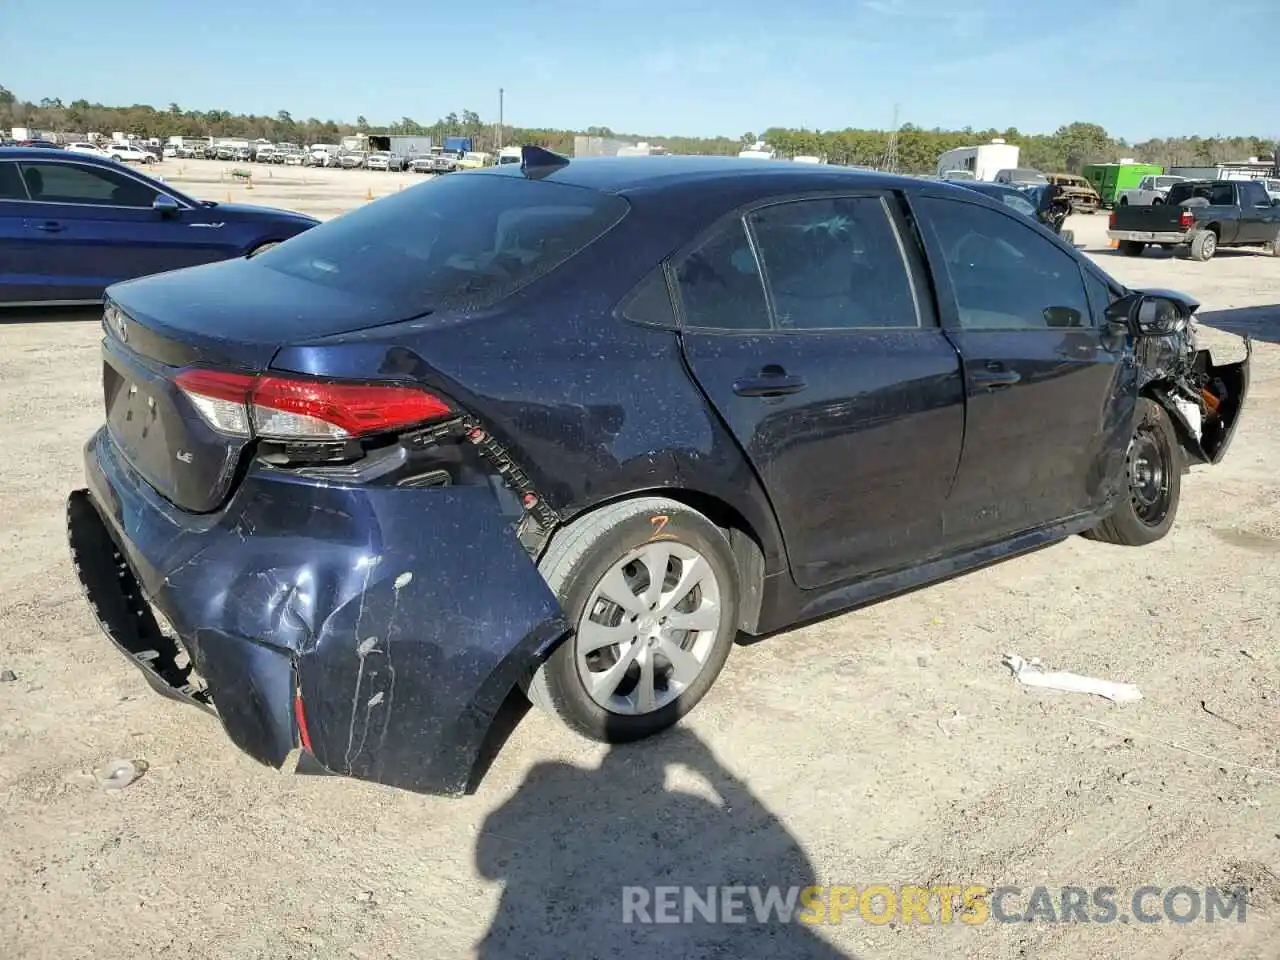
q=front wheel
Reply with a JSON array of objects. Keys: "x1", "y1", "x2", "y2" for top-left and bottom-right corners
[
  {"x1": 1087, "y1": 399, "x2": 1182, "y2": 546},
  {"x1": 528, "y1": 497, "x2": 739, "y2": 742}
]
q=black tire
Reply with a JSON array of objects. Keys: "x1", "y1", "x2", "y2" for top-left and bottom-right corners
[
  {"x1": 1119, "y1": 196, "x2": 1129, "y2": 206},
  {"x1": 528, "y1": 497, "x2": 739, "y2": 742},
  {"x1": 1189, "y1": 229, "x2": 1217, "y2": 261},
  {"x1": 1119, "y1": 240, "x2": 1146, "y2": 257},
  {"x1": 1268, "y1": 233, "x2": 1280, "y2": 257},
  {"x1": 1088, "y1": 399, "x2": 1182, "y2": 546},
  {"x1": 1151, "y1": 197, "x2": 1164, "y2": 205}
]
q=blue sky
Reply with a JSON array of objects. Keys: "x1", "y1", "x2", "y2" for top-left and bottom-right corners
[{"x1": 2, "y1": 0, "x2": 1273, "y2": 141}]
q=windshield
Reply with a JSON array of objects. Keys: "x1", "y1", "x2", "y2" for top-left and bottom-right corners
[
  {"x1": 253, "y1": 173, "x2": 629, "y2": 315},
  {"x1": 1008, "y1": 169, "x2": 1048, "y2": 184}
]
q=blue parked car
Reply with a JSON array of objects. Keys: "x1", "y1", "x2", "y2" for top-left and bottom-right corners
[
  {"x1": 67, "y1": 148, "x2": 1248, "y2": 796},
  {"x1": 0, "y1": 147, "x2": 318, "y2": 306}
]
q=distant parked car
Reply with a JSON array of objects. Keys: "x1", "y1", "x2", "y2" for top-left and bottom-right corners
[
  {"x1": 993, "y1": 167, "x2": 1049, "y2": 187},
  {"x1": 18, "y1": 139, "x2": 63, "y2": 150},
  {"x1": 366, "y1": 151, "x2": 406, "y2": 172},
  {"x1": 0, "y1": 147, "x2": 319, "y2": 306},
  {"x1": 339, "y1": 152, "x2": 366, "y2": 169},
  {"x1": 108, "y1": 143, "x2": 157, "y2": 164},
  {"x1": 955, "y1": 179, "x2": 1076, "y2": 245},
  {"x1": 66, "y1": 142, "x2": 114, "y2": 160},
  {"x1": 1045, "y1": 173, "x2": 1101, "y2": 214},
  {"x1": 1116, "y1": 174, "x2": 1188, "y2": 207}
]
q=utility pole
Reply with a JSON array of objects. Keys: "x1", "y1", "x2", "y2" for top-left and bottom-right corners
[
  {"x1": 883, "y1": 102, "x2": 900, "y2": 173},
  {"x1": 497, "y1": 88, "x2": 504, "y2": 150}
]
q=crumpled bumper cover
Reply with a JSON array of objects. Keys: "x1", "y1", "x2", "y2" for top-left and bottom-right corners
[{"x1": 68, "y1": 427, "x2": 570, "y2": 796}]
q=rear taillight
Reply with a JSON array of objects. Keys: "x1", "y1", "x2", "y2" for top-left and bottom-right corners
[
  {"x1": 176, "y1": 369, "x2": 450, "y2": 440},
  {"x1": 1179, "y1": 209, "x2": 1194, "y2": 229},
  {"x1": 1108, "y1": 211, "x2": 1116, "y2": 229}
]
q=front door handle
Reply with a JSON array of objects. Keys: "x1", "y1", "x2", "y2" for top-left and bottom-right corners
[
  {"x1": 732, "y1": 366, "x2": 808, "y2": 398},
  {"x1": 971, "y1": 365, "x2": 1022, "y2": 390},
  {"x1": 35, "y1": 221, "x2": 65, "y2": 233}
]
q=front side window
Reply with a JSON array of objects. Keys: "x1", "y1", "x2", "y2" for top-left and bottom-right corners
[
  {"x1": 17, "y1": 161, "x2": 159, "y2": 207},
  {"x1": 919, "y1": 197, "x2": 1091, "y2": 331},
  {"x1": 747, "y1": 196, "x2": 919, "y2": 330},
  {"x1": 253, "y1": 173, "x2": 628, "y2": 315}
]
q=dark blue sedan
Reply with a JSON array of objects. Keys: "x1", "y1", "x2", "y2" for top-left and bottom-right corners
[
  {"x1": 0, "y1": 147, "x2": 318, "y2": 306},
  {"x1": 66, "y1": 148, "x2": 1248, "y2": 796}
]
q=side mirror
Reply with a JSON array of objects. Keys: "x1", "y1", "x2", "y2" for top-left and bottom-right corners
[
  {"x1": 1133, "y1": 294, "x2": 1189, "y2": 337},
  {"x1": 153, "y1": 194, "x2": 182, "y2": 217}
]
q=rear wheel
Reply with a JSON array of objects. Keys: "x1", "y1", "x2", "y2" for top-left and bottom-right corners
[
  {"x1": 1151, "y1": 197, "x2": 1164, "y2": 205},
  {"x1": 1119, "y1": 196, "x2": 1129, "y2": 206},
  {"x1": 1088, "y1": 399, "x2": 1181, "y2": 546},
  {"x1": 1189, "y1": 229, "x2": 1217, "y2": 261},
  {"x1": 1119, "y1": 240, "x2": 1146, "y2": 257},
  {"x1": 528, "y1": 497, "x2": 739, "y2": 742}
]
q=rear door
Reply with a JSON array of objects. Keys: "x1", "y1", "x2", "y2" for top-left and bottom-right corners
[
  {"x1": 0, "y1": 160, "x2": 47, "y2": 304},
  {"x1": 17, "y1": 158, "x2": 237, "y2": 299},
  {"x1": 675, "y1": 192, "x2": 966, "y2": 590},
  {"x1": 911, "y1": 193, "x2": 1135, "y2": 547}
]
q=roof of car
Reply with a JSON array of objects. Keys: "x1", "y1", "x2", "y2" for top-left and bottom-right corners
[
  {"x1": 0, "y1": 146, "x2": 117, "y2": 165},
  {"x1": 479, "y1": 154, "x2": 926, "y2": 195}
]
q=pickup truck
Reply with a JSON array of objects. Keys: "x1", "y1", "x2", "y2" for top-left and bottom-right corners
[
  {"x1": 1106, "y1": 179, "x2": 1280, "y2": 260},
  {"x1": 1116, "y1": 174, "x2": 1187, "y2": 207}
]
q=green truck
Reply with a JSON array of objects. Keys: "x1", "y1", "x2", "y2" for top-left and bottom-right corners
[{"x1": 1082, "y1": 162, "x2": 1164, "y2": 208}]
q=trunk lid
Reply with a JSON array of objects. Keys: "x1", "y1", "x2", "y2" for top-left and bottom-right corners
[{"x1": 101, "y1": 259, "x2": 424, "y2": 514}]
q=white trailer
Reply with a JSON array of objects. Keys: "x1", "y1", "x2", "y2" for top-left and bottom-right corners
[{"x1": 935, "y1": 139, "x2": 1021, "y2": 182}]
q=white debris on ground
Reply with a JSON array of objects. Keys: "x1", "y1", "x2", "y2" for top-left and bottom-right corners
[{"x1": 1002, "y1": 653, "x2": 1144, "y2": 704}]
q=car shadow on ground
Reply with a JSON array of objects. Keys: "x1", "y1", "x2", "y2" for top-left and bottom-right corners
[
  {"x1": 1199, "y1": 304, "x2": 1280, "y2": 345},
  {"x1": 473, "y1": 722, "x2": 857, "y2": 959}
]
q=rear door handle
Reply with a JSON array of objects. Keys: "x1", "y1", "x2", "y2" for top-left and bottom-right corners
[
  {"x1": 732, "y1": 367, "x2": 808, "y2": 398},
  {"x1": 35, "y1": 222, "x2": 65, "y2": 233}
]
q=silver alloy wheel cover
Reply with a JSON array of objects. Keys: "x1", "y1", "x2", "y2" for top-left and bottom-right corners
[{"x1": 575, "y1": 541, "x2": 723, "y2": 715}]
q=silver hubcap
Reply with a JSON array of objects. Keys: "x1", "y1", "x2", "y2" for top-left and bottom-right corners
[{"x1": 575, "y1": 542, "x2": 722, "y2": 715}]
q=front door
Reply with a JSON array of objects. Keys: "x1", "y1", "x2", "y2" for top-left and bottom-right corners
[
  {"x1": 911, "y1": 193, "x2": 1136, "y2": 547},
  {"x1": 16, "y1": 158, "x2": 234, "y2": 300},
  {"x1": 675, "y1": 193, "x2": 966, "y2": 589}
]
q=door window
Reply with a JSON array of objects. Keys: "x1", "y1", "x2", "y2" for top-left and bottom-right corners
[
  {"x1": 1208, "y1": 182, "x2": 1235, "y2": 206},
  {"x1": 0, "y1": 162, "x2": 27, "y2": 200},
  {"x1": 16, "y1": 161, "x2": 159, "y2": 207},
  {"x1": 919, "y1": 197, "x2": 1091, "y2": 331},
  {"x1": 1239, "y1": 180, "x2": 1269, "y2": 207},
  {"x1": 672, "y1": 219, "x2": 771, "y2": 330},
  {"x1": 747, "y1": 196, "x2": 920, "y2": 330}
]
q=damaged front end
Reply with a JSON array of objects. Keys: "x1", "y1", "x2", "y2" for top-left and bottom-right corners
[
  {"x1": 1130, "y1": 290, "x2": 1251, "y2": 467},
  {"x1": 68, "y1": 426, "x2": 571, "y2": 796}
]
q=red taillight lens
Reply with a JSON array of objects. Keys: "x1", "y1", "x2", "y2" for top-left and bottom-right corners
[
  {"x1": 1108, "y1": 211, "x2": 1116, "y2": 228},
  {"x1": 1179, "y1": 209, "x2": 1194, "y2": 228},
  {"x1": 176, "y1": 370, "x2": 450, "y2": 440}
]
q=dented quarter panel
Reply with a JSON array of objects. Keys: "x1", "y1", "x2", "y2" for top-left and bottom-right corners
[{"x1": 81, "y1": 426, "x2": 570, "y2": 794}]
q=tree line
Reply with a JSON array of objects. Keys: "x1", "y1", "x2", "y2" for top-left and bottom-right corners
[{"x1": 2, "y1": 85, "x2": 1275, "y2": 175}]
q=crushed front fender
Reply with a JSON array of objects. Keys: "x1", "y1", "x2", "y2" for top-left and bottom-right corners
[{"x1": 72, "y1": 427, "x2": 571, "y2": 796}]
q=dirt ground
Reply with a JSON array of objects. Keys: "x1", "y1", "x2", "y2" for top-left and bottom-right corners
[{"x1": 1, "y1": 173, "x2": 1278, "y2": 960}]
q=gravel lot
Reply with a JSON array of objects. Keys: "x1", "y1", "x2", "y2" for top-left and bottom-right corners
[{"x1": 1, "y1": 167, "x2": 1277, "y2": 960}]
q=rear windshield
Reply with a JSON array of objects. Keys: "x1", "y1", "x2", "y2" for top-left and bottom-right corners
[{"x1": 253, "y1": 173, "x2": 628, "y2": 315}]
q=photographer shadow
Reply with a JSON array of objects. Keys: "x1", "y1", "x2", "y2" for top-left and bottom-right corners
[{"x1": 475, "y1": 726, "x2": 855, "y2": 958}]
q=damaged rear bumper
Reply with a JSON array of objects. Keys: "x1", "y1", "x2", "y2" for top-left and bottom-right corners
[{"x1": 68, "y1": 426, "x2": 570, "y2": 796}]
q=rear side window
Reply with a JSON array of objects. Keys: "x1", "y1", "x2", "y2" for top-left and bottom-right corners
[
  {"x1": 747, "y1": 196, "x2": 919, "y2": 330},
  {"x1": 0, "y1": 162, "x2": 26, "y2": 199},
  {"x1": 252, "y1": 173, "x2": 628, "y2": 314},
  {"x1": 672, "y1": 219, "x2": 771, "y2": 331}
]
